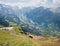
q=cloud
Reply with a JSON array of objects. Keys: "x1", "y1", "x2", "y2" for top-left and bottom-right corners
[
  {"x1": 0, "y1": 0, "x2": 60, "y2": 8},
  {"x1": 1, "y1": 0, "x2": 30, "y2": 2}
]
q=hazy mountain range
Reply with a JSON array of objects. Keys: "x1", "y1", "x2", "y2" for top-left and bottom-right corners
[{"x1": 0, "y1": 3, "x2": 60, "y2": 37}]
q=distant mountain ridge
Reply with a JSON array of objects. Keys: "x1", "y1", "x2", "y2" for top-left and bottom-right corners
[
  {"x1": 0, "y1": 4, "x2": 21, "y2": 26},
  {"x1": 0, "y1": 3, "x2": 60, "y2": 37}
]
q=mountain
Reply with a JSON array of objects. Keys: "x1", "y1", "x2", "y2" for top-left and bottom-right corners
[
  {"x1": 0, "y1": 3, "x2": 60, "y2": 37},
  {"x1": 0, "y1": 4, "x2": 21, "y2": 26},
  {"x1": 21, "y1": 7, "x2": 60, "y2": 37}
]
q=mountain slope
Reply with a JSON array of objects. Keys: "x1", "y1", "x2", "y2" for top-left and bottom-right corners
[
  {"x1": 21, "y1": 7, "x2": 60, "y2": 37},
  {"x1": 0, "y1": 4, "x2": 21, "y2": 26},
  {"x1": 0, "y1": 27, "x2": 40, "y2": 46},
  {"x1": 0, "y1": 27, "x2": 60, "y2": 46},
  {"x1": 0, "y1": 4, "x2": 60, "y2": 37}
]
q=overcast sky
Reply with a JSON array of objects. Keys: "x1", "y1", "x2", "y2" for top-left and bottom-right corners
[{"x1": 0, "y1": 0, "x2": 60, "y2": 8}]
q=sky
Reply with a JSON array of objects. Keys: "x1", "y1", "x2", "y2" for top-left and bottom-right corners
[{"x1": 0, "y1": 0, "x2": 60, "y2": 8}]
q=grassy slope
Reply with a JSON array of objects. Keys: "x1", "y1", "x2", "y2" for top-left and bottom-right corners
[
  {"x1": 0, "y1": 27, "x2": 60, "y2": 46},
  {"x1": 0, "y1": 27, "x2": 40, "y2": 46}
]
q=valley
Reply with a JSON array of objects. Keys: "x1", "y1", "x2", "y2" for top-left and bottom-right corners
[{"x1": 0, "y1": 2, "x2": 60, "y2": 46}]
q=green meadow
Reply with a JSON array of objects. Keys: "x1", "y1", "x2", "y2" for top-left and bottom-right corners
[{"x1": 0, "y1": 27, "x2": 60, "y2": 46}]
